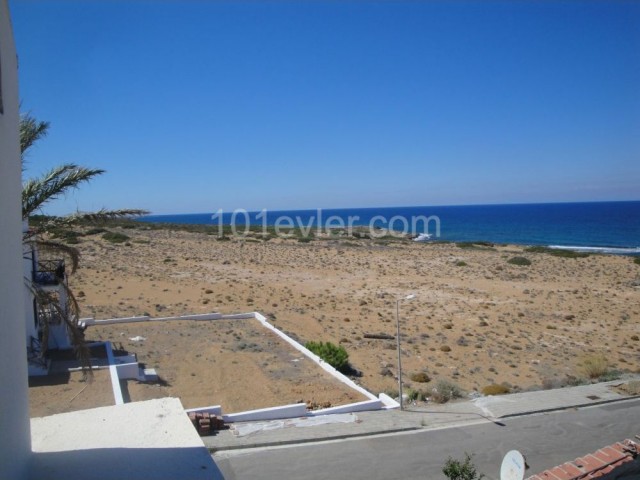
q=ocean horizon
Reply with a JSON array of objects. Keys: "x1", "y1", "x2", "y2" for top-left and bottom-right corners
[{"x1": 138, "y1": 200, "x2": 640, "y2": 254}]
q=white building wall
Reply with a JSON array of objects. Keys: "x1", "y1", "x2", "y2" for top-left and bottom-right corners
[{"x1": 0, "y1": 1, "x2": 31, "y2": 478}]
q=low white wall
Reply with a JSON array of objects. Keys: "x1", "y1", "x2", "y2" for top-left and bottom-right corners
[
  {"x1": 309, "y1": 399, "x2": 383, "y2": 416},
  {"x1": 104, "y1": 342, "x2": 124, "y2": 405},
  {"x1": 253, "y1": 312, "x2": 378, "y2": 401},
  {"x1": 153, "y1": 313, "x2": 222, "y2": 322},
  {"x1": 378, "y1": 392, "x2": 400, "y2": 409},
  {"x1": 82, "y1": 316, "x2": 150, "y2": 326},
  {"x1": 185, "y1": 405, "x2": 223, "y2": 416},
  {"x1": 116, "y1": 362, "x2": 140, "y2": 380},
  {"x1": 83, "y1": 312, "x2": 226, "y2": 327},
  {"x1": 222, "y1": 403, "x2": 308, "y2": 423}
]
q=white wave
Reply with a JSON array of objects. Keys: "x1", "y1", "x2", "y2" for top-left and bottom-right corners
[{"x1": 548, "y1": 245, "x2": 640, "y2": 255}]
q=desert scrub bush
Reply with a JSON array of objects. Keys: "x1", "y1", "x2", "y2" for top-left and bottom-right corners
[
  {"x1": 102, "y1": 231, "x2": 130, "y2": 244},
  {"x1": 431, "y1": 379, "x2": 463, "y2": 404},
  {"x1": 541, "y1": 375, "x2": 587, "y2": 390},
  {"x1": 481, "y1": 384, "x2": 510, "y2": 396},
  {"x1": 85, "y1": 227, "x2": 107, "y2": 235},
  {"x1": 455, "y1": 260, "x2": 468, "y2": 267},
  {"x1": 599, "y1": 370, "x2": 622, "y2": 382},
  {"x1": 407, "y1": 389, "x2": 427, "y2": 402},
  {"x1": 456, "y1": 241, "x2": 494, "y2": 250},
  {"x1": 524, "y1": 246, "x2": 589, "y2": 258},
  {"x1": 440, "y1": 345, "x2": 451, "y2": 352},
  {"x1": 507, "y1": 256, "x2": 531, "y2": 266},
  {"x1": 442, "y1": 453, "x2": 485, "y2": 480},
  {"x1": 51, "y1": 228, "x2": 82, "y2": 244},
  {"x1": 634, "y1": 257, "x2": 640, "y2": 265},
  {"x1": 410, "y1": 372, "x2": 431, "y2": 383},
  {"x1": 305, "y1": 341, "x2": 350, "y2": 373},
  {"x1": 579, "y1": 353, "x2": 610, "y2": 379},
  {"x1": 622, "y1": 380, "x2": 640, "y2": 395}
]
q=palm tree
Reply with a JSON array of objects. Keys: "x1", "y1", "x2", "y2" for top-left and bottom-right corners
[{"x1": 22, "y1": 112, "x2": 148, "y2": 374}]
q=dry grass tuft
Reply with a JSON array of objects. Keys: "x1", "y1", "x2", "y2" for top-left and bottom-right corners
[{"x1": 579, "y1": 353, "x2": 610, "y2": 379}]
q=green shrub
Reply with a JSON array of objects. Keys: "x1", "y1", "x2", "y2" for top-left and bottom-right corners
[
  {"x1": 298, "y1": 237, "x2": 312, "y2": 243},
  {"x1": 407, "y1": 389, "x2": 427, "y2": 402},
  {"x1": 410, "y1": 372, "x2": 431, "y2": 383},
  {"x1": 524, "y1": 246, "x2": 589, "y2": 258},
  {"x1": 634, "y1": 257, "x2": 640, "y2": 265},
  {"x1": 580, "y1": 353, "x2": 610, "y2": 379},
  {"x1": 507, "y1": 256, "x2": 531, "y2": 266},
  {"x1": 85, "y1": 227, "x2": 107, "y2": 235},
  {"x1": 102, "y1": 231, "x2": 130, "y2": 244},
  {"x1": 443, "y1": 453, "x2": 486, "y2": 480},
  {"x1": 455, "y1": 260, "x2": 467, "y2": 267},
  {"x1": 456, "y1": 241, "x2": 494, "y2": 250},
  {"x1": 599, "y1": 370, "x2": 622, "y2": 382},
  {"x1": 305, "y1": 341, "x2": 350, "y2": 373},
  {"x1": 51, "y1": 228, "x2": 82, "y2": 244},
  {"x1": 481, "y1": 384, "x2": 510, "y2": 396},
  {"x1": 431, "y1": 379, "x2": 463, "y2": 404}
]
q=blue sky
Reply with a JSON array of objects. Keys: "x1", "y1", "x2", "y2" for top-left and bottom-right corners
[{"x1": 10, "y1": 1, "x2": 640, "y2": 215}]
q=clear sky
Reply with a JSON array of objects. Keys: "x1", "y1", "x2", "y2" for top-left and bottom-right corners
[{"x1": 10, "y1": 1, "x2": 640, "y2": 216}]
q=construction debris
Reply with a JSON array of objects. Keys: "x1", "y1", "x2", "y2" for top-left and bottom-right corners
[{"x1": 187, "y1": 411, "x2": 225, "y2": 436}]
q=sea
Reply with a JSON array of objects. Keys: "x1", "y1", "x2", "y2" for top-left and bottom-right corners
[{"x1": 138, "y1": 201, "x2": 640, "y2": 255}]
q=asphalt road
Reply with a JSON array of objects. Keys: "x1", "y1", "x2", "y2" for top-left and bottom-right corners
[{"x1": 214, "y1": 398, "x2": 640, "y2": 480}]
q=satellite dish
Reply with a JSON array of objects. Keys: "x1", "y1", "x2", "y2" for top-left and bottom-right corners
[{"x1": 500, "y1": 450, "x2": 526, "y2": 480}]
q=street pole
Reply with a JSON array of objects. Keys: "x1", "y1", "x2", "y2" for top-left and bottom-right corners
[
  {"x1": 396, "y1": 298, "x2": 403, "y2": 410},
  {"x1": 396, "y1": 294, "x2": 415, "y2": 411}
]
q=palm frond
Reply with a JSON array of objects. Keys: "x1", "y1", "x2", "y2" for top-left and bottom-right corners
[
  {"x1": 68, "y1": 208, "x2": 150, "y2": 224},
  {"x1": 25, "y1": 215, "x2": 75, "y2": 238},
  {"x1": 22, "y1": 163, "x2": 106, "y2": 218},
  {"x1": 32, "y1": 239, "x2": 80, "y2": 273},
  {"x1": 20, "y1": 113, "x2": 50, "y2": 159},
  {"x1": 26, "y1": 279, "x2": 93, "y2": 377}
]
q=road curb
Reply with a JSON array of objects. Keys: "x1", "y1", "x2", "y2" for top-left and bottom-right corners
[
  {"x1": 208, "y1": 426, "x2": 421, "y2": 453},
  {"x1": 495, "y1": 394, "x2": 640, "y2": 419},
  {"x1": 208, "y1": 393, "x2": 640, "y2": 454}
]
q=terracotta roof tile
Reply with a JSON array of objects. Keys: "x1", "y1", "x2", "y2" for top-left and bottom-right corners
[{"x1": 525, "y1": 438, "x2": 638, "y2": 480}]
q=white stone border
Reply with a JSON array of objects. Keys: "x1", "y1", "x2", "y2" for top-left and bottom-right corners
[
  {"x1": 86, "y1": 311, "x2": 400, "y2": 421},
  {"x1": 101, "y1": 341, "x2": 124, "y2": 405}
]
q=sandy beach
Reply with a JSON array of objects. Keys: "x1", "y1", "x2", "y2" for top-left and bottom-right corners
[{"x1": 62, "y1": 224, "x2": 640, "y2": 411}]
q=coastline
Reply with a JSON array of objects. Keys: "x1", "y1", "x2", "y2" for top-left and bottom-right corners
[{"x1": 137, "y1": 200, "x2": 640, "y2": 252}]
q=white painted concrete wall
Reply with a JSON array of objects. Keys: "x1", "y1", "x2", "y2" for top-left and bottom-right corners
[
  {"x1": 222, "y1": 403, "x2": 308, "y2": 423},
  {"x1": 309, "y1": 399, "x2": 383, "y2": 416},
  {"x1": 104, "y1": 342, "x2": 125, "y2": 405},
  {"x1": 184, "y1": 405, "x2": 222, "y2": 416},
  {"x1": 0, "y1": 1, "x2": 31, "y2": 477}
]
